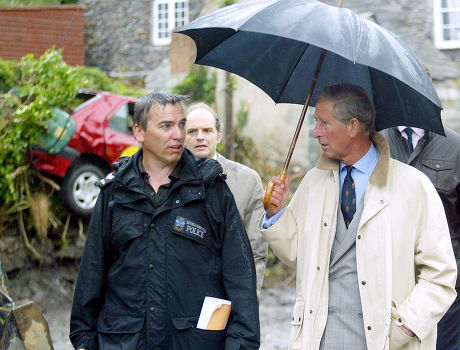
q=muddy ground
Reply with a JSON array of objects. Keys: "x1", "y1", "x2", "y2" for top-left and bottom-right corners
[{"x1": 7, "y1": 261, "x2": 295, "y2": 350}]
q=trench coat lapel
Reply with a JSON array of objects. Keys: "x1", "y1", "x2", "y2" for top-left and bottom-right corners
[{"x1": 358, "y1": 132, "x2": 391, "y2": 229}]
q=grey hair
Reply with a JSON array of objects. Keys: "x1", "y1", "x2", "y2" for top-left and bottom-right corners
[
  {"x1": 317, "y1": 83, "x2": 375, "y2": 135},
  {"x1": 133, "y1": 91, "x2": 189, "y2": 130},
  {"x1": 186, "y1": 102, "x2": 223, "y2": 133}
]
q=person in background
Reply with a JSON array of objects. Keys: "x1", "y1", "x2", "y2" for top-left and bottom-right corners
[
  {"x1": 380, "y1": 86, "x2": 460, "y2": 349},
  {"x1": 260, "y1": 83, "x2": 456, "y2": 349},
  {"x1": 70, "y1": 92, "x2": 260, "y2": 350},
  {"x1": 184, "y1": 102, "x2": 268, "y2": 299}
]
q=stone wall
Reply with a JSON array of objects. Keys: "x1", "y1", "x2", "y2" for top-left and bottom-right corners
[{"x1": 79, "y1": 0, "x2": 204, "y2": 77}]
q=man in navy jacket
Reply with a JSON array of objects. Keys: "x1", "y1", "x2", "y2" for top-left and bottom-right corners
[{"x1": 70, "y1": 92, "x2": 260, "y2": 350}]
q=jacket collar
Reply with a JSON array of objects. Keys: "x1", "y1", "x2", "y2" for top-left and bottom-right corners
[
  {"x1": 389, "y1": 126, "x2": 432, "y2": 143},
  {"x1": 315, "y1": 131, "x2": 390, "y2": 187},
  {"x1": 115, "y1": 148, "x2": 202, "y2": 192}
]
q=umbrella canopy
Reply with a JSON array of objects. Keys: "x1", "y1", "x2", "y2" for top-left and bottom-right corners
[{"x1": 176, "y1": 0, "x2": 444, "y2": 135}]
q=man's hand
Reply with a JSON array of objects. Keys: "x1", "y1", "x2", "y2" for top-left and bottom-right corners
[
  {"x1": 398, "y1": 325, "x2": 415, "y2": 337},
  {"x1": 264, "y1": 176, "x2": 290, "y2": 218}
]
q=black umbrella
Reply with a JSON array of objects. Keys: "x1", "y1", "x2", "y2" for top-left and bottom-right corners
[{"x1": 176, "y1": 0, "x2": 443, "y2": 206}]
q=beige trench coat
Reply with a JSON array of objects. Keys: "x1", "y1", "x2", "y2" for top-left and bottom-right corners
[
  {"x1": 260, "y1": 133, "x2": 456, "y2": 350},
  {"x1": 217, "y1": 152, "x2": 268, "y2": 298}
]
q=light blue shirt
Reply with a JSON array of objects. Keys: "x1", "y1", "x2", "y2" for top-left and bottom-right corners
[
  {"x1": 263, "y1": 142, "x2": 379, "y2": 228},
  {"x1": 339, "y1": 142, "x2": 379, "y2": 209}
]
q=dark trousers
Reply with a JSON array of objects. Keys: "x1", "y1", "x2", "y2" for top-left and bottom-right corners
[{"x1": 437, "y1": 294, "x2": 460, "y2": 350}]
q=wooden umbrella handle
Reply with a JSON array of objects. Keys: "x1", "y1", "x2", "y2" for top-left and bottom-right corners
[{"x1": 263, "y1": 169, "x2": 288, "y2": 210}]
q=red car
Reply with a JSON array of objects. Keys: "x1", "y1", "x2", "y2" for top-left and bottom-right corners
[{"x1": 28, "y1": 89, "x2": 140, "y2": 216}]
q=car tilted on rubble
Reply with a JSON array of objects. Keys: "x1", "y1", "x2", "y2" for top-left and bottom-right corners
[{"x1": 28, "y1": 89, "x2": 140, "y2": 216}]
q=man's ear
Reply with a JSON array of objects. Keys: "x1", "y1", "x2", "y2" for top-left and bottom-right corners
[
  {"x1": 133, "y1": 124, "x2": 145, "y2": 144},
  {"x1": 349, "y1": 118, "x2": 361, "y2": 138},
  {"x1": 217, "y1": 131, "x2": 223, "y2": 143}
]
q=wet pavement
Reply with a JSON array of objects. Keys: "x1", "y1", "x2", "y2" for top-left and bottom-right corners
[
  {"x1": 8, "y1": 265, "x2": 295, "y2": 350},
  {"x1": 259, "y1": 284, "x2": 295, "y2": 350}
]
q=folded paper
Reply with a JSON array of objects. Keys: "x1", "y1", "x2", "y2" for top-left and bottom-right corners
[{"x1": 197, "y1": 296, "x2": 231, "y2": 330}]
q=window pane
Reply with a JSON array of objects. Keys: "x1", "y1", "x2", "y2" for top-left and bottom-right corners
[
  {"x1": 442, "y1": 0, "x2": 448, "y2": 7},
  {"x1": 174, "y1": 1, "x2": 187, "y2": 21},
  {"x1": 443, "y1": 12, "x2": 451, "y2": 24},
  {"x1": 444, "y1": 28, "x2": 451, "y2": 40}
]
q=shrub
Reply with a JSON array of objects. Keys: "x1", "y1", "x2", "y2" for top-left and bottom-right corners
[
  {"x1": 172, "y1": 66, "x2": 216, "y2": 105},
  {"x1": 0, "y1": 49, "x2": 79, "y2": 209},
  {"x1": 0, "y1": 59, "x2": 18, "y2": 93},
  {"x1": 0, "y1": 48, "x2": 144, "y2": 215}
]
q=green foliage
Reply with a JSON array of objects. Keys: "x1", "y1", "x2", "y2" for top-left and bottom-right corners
[
  {"x1": 172, "y1": 66, "x2": 216, "y2": 105},
  {"x1": 0, "y1": 48, "x2": 144, "y2": 214},
  {"x1": 0, "y1": 58, "x2": 18, "y2": 93},
  {"x1": 73, "y1": 66, "x2": 146, "y2": 98},
  {"x1": 214, "y1": 0, "x2": 237, "y2": 9},
  {"x1": 0, "y1": 49, "x2": 79, "y2": 209},
  {"x1": 110, "y1": 80, "x2": 146, "y2": 98},
  {"x1": 221, "y1": 0, "x2": 237, "y2": 7},
  {"x1": 72, "y1": 66, "x2": 113, "y2": 91}
]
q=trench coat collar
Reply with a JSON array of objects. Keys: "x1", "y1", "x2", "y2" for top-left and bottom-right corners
[{"x1": 315, "y1": 131, "x2": 390, "y2": 188}]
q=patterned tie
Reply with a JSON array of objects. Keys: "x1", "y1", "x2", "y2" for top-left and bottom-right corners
[
  {"x1": 341, "y1": 166, "x2": 356, "y2": 228},
  {"x1": 404, "y1": 127, "x2": 414, "y2": 153}
]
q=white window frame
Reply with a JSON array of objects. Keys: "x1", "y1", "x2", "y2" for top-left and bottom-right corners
[
  {"x1": 434, "y1": 0, "x2": 460, "y2": 49},
  {"x1": 152, "y1": 0, "x2": 189, "y2": 46}
]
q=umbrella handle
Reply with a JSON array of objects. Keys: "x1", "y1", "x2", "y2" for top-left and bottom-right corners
[{"x1": 263, "y1": 169, "x2": 288, "y2": 210}]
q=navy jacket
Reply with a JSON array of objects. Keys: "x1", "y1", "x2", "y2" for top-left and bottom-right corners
[{"x1": 70, "y1": 149, "x2": 260, "y2": 350}]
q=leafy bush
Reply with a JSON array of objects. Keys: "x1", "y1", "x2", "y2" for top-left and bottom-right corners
[
  {"x1": 0, "y1": 48, "x2": 144, "y2": 217},
  {"x1": 72, "y1": 65, "x2": 145, "y2": 98},
  {"x1": 0, "y1": 49, "x2": 79, "y2": 209},
  {"x1": 172, "y1": 66, "x2": 216, "y2": 105},
  {"x1": 0, "y1": 58, "x2": 18, "y2": 93}
]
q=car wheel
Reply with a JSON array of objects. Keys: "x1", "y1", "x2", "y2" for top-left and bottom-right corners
[{"x1": 61, "y1": 163, "x2": 106, "y2": 216}]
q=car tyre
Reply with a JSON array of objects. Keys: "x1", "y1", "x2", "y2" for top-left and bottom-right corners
[{"x1": 61, "y1": 163, "x2": 106, "y2": 216}]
